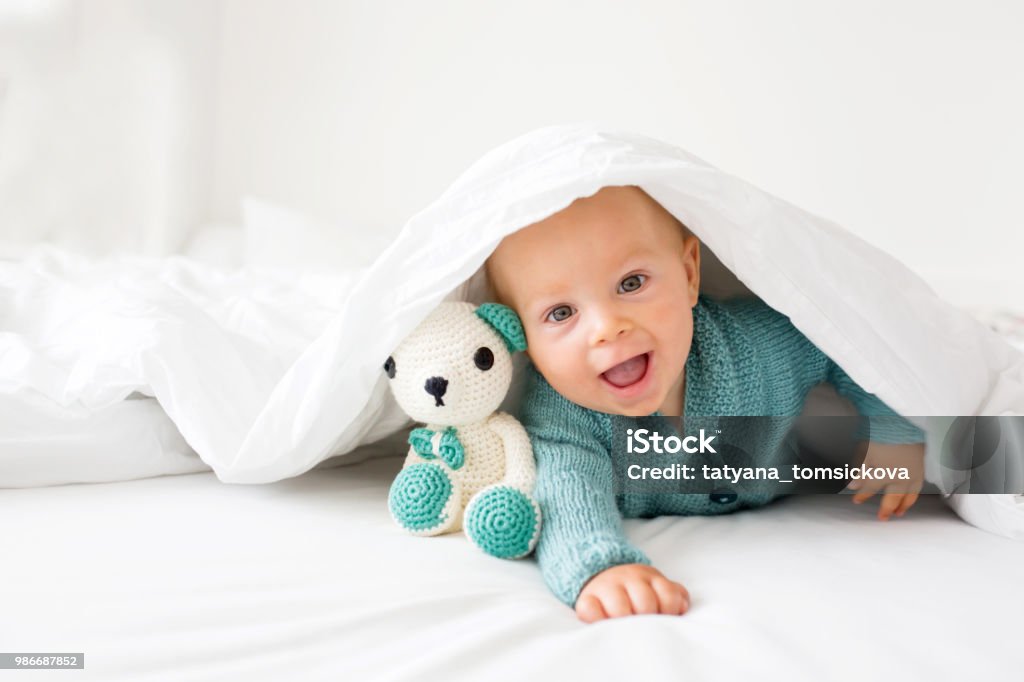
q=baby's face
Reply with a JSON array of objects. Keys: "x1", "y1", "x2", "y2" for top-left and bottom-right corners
[{"x1": 487, "y1": 186, "x2": 700, "y2": 416}]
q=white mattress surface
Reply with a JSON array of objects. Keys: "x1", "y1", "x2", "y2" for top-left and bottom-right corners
[{"x1": 1, "y1": 452, "x2": 1020, "y2": 682}]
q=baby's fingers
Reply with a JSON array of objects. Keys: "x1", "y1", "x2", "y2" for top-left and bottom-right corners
[
  {"x1": 877, "y1": 491, "x2": 907, "y2": 521},
  {"x1": 651, "y1": 576, "x2": 690, "y2": 616},
  {"x1": 850, "y1": 480, "x2": 884, "y2": 504},
  {"x1": 893, "y1": 492, "x2": 920, "y2": 518},
  {"x1": 598, "y1": 585, "x2": 634, "y2": 619},
  {"x1": 576, "y1": 587, "x2": 633, "y2": 622},
  {"x1": 575, "y1": 594, "x2": 608, "y2": 623},
  {"x1": 625, "y1": 581, "x2": 660, "y2": 615}
]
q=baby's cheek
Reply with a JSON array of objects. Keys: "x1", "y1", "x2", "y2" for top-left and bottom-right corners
[
  {"x1": 536, "y1": 352, "x2": 591, "y2": 397},
  {"x1": 654, "y1": 305, "x2": 694, "y2": 345},
  {"x1": 525, "y1": 339, "x2": 565, "y2": 379}
]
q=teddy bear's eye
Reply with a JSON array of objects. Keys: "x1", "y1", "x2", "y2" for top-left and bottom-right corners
[
  {"x1": 384, "y1": 356, "x2": 396, "y2": 379},
  {"x1": 474, "y1": 347, "x2": 494, "y2": 371}
]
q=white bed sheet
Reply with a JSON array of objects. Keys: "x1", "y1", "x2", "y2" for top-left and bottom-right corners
[{"x1": 1, "y1": 444, "x2": 1020, "y2": 682}]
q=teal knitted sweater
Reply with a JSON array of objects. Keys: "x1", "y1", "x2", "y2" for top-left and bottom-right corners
[{"x1": 517, "y1": 295, "x2": 924, "y2": 606}]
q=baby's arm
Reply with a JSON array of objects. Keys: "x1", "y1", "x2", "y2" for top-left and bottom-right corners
[
  {"x1": 534, "y1": 429, "x2": 689, "y2": 620},
  {"x1": 520, "y1": 368, "x2": 688, "y2": 621},
  {"x1": 828, "y1": 363, "x2": 926, "y2": 519},
  {"x1": 722, "y1": 297, "x2": 926, "y2": 520}
]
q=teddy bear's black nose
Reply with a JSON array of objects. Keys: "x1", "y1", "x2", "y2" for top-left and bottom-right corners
[{"x1": 424, "y1": 376, "x2": 448, "y2": 407}]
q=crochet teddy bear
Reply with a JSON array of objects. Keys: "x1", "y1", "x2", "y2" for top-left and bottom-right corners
[{"x1": 383, "y1": 301, "x2": 542, "y2": 559}]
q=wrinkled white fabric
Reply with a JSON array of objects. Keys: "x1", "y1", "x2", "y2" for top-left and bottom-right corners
[
  {"x1": 2, "y1": 125, "x2": 1022, "y2": 504},
  {"x1": 0, "y1": 249, "x2": 408, "y2": 486}
]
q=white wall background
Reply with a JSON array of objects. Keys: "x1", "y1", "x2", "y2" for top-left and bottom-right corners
[
  {"x1": 2, "y1": 0, "x2": 1022, "y2": 306},
  {"x1": 0, "y1": 0, "x2": 219, "y2": 256}
]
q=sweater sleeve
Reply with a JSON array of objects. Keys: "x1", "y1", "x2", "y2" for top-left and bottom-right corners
[
  {"x1": 722, "y1": 297, "x2": 925, "y2": 445},
  {"x1": 826, "y1": 361, "x2": 926, "y2": 444},
  {"x1": 518, "y1": 366, "x2": 650, "y2": 606}
]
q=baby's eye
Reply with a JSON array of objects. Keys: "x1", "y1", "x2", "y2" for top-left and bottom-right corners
[
  {"x1": 618, "y1": 274, "x2": 646, "y2": 293},
  {"x1": 546, "y1": 305, "x2": 575, "y2": 323}
]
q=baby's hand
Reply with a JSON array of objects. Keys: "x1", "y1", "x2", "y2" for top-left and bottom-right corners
[
  {"x1": 847, "y1": 441, "x2": 925, "y2": 520},
  {"x1": 575, "y1": 564, "x2": 689, "y2": 623}
]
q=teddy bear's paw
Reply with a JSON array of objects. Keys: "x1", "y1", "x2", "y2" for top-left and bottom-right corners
[
  {"x1": 464, "y1": 485, "x2": 542, "y2": 559},
  {"x1": 388, "y1": 462, "x2": 461, "y2": 536}
]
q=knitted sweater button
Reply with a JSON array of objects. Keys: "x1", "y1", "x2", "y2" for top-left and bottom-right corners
[{"x1": 709, "y1": 490, "x2": 737, "y2": 504}]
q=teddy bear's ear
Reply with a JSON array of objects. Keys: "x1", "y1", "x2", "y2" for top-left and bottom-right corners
[{"x1": 475, "y1": 303, "x2": 527, "y2": 354}]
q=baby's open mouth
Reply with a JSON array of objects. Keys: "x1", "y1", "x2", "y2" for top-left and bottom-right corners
[{"x1": 601, "y1": 353, "x2": 650, "y2": 388}]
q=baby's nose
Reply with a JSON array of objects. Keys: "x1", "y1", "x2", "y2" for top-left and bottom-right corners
[{"x1": 590, "y1": 310, "x2": 633, "y2": 345}]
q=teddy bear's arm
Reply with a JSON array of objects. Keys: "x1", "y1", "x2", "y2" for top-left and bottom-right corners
[
  {"x1": 401, "y1": 444, "x2": 424, "y2": 469},
  {"x1": 487, "y1": 412, "x2": 537, "y2": 493}
]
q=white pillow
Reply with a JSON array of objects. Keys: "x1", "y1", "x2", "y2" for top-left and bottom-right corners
[
  {"x1": 241, "y1": 198, "x2": 393, "y2": 272},
  {"x1": 182, "y1": 223, "x2": 245, "y2": 269}
]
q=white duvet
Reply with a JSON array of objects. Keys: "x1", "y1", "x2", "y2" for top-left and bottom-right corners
[{"x1": 2, "y1": 125, "x2": 1022, "y2": 524}]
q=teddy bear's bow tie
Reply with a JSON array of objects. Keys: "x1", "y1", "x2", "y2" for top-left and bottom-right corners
[{"x1": 409, "y1": 427, "x2": 465, "y2": 470}]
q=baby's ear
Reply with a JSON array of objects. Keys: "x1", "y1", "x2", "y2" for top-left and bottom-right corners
[
  {"x1": 683, "y1": 235, "x2": 702, "y2": 305},
  {"x1": 475, "y1": 303, "x2": 527, "y2": 354}
]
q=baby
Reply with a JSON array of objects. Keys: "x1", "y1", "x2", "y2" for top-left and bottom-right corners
[{"x1": 485, "y1": 185, "x2": 926, "y2": 623}]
